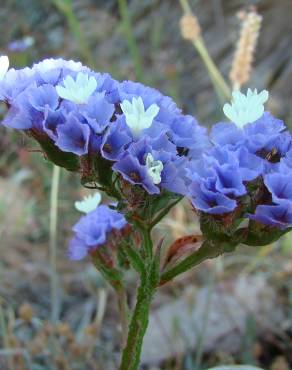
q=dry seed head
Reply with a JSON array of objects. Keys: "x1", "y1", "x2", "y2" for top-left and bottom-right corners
[
  {"x1": 7, "y1": 333, "x2": 19, "y2": 347},
  {"x1": 180, "y1": 13, "x2": 201, "y2": 41},
  {"x1": 84, "y1": 323, "x2": 99, "y2": 337},
  {"x1": 230, "y1": 9, "x2": 262, "y2": 89},
  {"x1": 57, "y1": 322, "x2": 74, "y2": 340},
  {"x1": 19, "y1": 302, "x2": 33, "y2": 322},
  {"x1": 29, "y1": 336, "x2": 46, "y2": 356}
]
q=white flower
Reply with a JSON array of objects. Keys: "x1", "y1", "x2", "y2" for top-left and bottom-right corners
[
  {"x1": 223, "y1": 88, "x2": 269, "y2": 128},
  {"x1": 56, "y1": 72, "x2": 97, "y2": 104},
  {"x1": 74, "y1": 192, "x2": 102, "y2": 213},
  {"x1": 145, "y1": 153, "x2": 163, "y2": 185},
  {"x1": 0, "y1": 55, "x2": 9, "y2": 81},
  {"x1": 120, "y1": 96, "x2": 159, "y2": 137}
]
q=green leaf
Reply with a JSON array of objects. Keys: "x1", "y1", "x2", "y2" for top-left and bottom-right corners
[
  {"x1": 122, "y1": 242, "x2": 145, "y2": 274},
  {"x1": 34, "y1": 134, "x2": 79, "y2": 171},
  {"x1": 93, "y1": 155, "x2": 113, "y2": 187}
]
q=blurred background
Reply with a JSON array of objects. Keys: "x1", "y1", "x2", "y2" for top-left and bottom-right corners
[{"x1": 0, "y1": 0, "x2": 291, "y2": 369}]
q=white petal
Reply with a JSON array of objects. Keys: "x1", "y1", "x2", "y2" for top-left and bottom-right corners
[
  {"x1": 87, "y1": 76, "x2": 98, "y2": 94},
  {"x1": 145, "y1": 103, "x2": 159, "y2": 119},
  {"x1": 223, "y1": 88, "x2": 269, "y2": 128},
  {"x1": 74, "y1": 192, "x2": 101, "y2": 213},
  {"x1": 120, "y1": 100, "x2": 133, "y2": 115},
  {"x1": 223, "y1": 103, "x2": 235, "y2": 121},
  {"x1": 56, "y1": 85, "x2": 71, "y2": 100},
  {"x1": 0, "y1": 55, "x2": 9, "y2": 81},
  {"x1": 76, "y1": 72, "x2": 87, "y2": 86},
  {"x1": 258, "y1": 90, "x2": 269, "y2": 104},
  {"x1": 63, "y1": 75, "x2": 75, "y2": 90}
]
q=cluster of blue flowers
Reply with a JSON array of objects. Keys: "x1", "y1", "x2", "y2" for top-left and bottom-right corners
[
  {"x1": 70, "y1": 204, "x2": 127, "y2": 260},
  {"x1": 1, "y1": 57, "x2": 292, "y2": 259},
  {"x1": 0, "y1": 57, "x2": 208, "y2": 197},
  {"x1": 186, "y1": 90, "x2": 292, "y2": 230}
]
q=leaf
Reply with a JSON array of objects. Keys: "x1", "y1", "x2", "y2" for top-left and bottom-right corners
[
  {"x1": 33, "y1": 133, "x2": 79, "y2": 171},
  {"x1": 163, "y1": 234, "x2": 203, "y2": 268}
]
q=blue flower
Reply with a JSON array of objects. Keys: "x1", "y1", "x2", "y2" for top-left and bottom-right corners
[
  {"x1": 169, "y1": 114, "x2": 210, "y2": 158},
  {"x1": 248, "y1": 204, "x2": 292, "y2": 230},
  {"x1": 112, "y1": 138, "x2": 161, "y2": 194},
  {"x1": 264, "y1": 172, "x2": 292, "y2": 205},
  {"x1": 80, "y1": 93, "x2": 115, "y2": 133},
  {"x1": 101, "y1": 116, "x2": 132, "y2": 161},
  {"x1": 112, "y1": 133, "x2": 189, "y2": 195},
  {"x1": 186, "y1": 146, "x2": 263, "y2": 214},
  {"x1": 56, "y1": 113, "x2": 91, "y2": 155},
  {"x1": 188, "y1": 180, "x2": 237, "y2": 214},
  {"x1": 211, "y1": 113, "x2": 291, "y2": 173},
  {"x1": 69, "y1": 205, "x2": 127, "y2": 260},
  {"x1": 211, "y1": 122, "x2": 245, "y2": 148}
]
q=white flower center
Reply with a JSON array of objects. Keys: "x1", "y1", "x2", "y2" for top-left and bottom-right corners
[
  {"x1": 0, "y1": 55, "x2": 9, "y2": 81},
  {"x1": 56, "y1": 72, "x2": 97, "y2": 104},
  {"x1": 74, "y1": 192, "x2": 101, "y2": 213},
  {"x1": 120, "y1": 96, "x2": 159, "y2": 137},
  {"x1": 145, "y1": 153, "x2": 163, "y2": 185},
  {"x1": 223, "y1": 88, "x2": 269, "y2": 128}
]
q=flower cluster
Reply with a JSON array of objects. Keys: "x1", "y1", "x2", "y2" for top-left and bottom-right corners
[
  {"x1": 0, "y1": 57, "x2": 209, "y2": 197},
  {"x1": 69, "y1": 203, "x2": 127, "y2": 260},
  {"x1": 187, "y1": 89, "x2": 292, "y2": 230},
  {"x1": 1, "y1": 56, "x2": 292, "y2": 239}
]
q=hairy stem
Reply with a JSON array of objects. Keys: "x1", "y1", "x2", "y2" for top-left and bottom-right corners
[
  {"x1": 115, "y1": 284, "x2": 129, "y2": 347},
  {"x1": 119, "y1": 229, "x2": 156, "y2": 370}
]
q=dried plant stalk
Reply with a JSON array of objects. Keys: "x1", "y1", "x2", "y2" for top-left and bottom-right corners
[
  {"x1": 230, "y1": 9, "x2": 262, "y2": 90},
  {"x1": 178, "y1": 0, "x2": 231, "y2": 102},
  {"x1": 180, "y1": 13, "x2": 201, "y2": 41}
]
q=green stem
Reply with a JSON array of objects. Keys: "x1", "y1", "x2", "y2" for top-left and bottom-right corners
[
  {"x1": 160, "y1": 240, "x2": 234, "y2": 285},
  {"x1": 192, "y1": 36, "x2": 231, "y2": 103},
  {"x1": 118, "y1": 0, "x2": 143, "y2": 81},
  {"x1": 115, "y1": 284, "x2": 129, "y2": 347},
  {"x1": 150, "y1": 196, "x2": 183, "y2": 229},
  {"x1": 49, "y1": 165, "x2": 61, "y2": 324},
  {"x1": 179, "y1": 0, "x2": 192, "y2": 13},
  {"x1": 119, "y1": 229, "x2": 156, "y2": 370},
  {"x1": 141, "y1": 226, "x2": 153, "y2": 261},
  {"x1": 178, "y1": 0, "x2": 231, "y2": 103}
]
